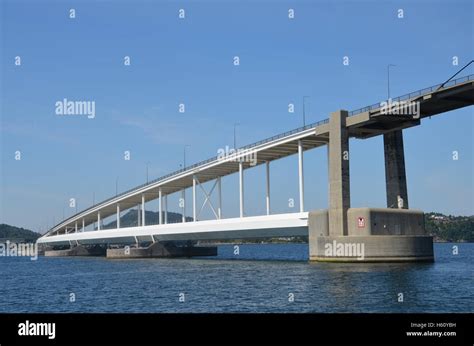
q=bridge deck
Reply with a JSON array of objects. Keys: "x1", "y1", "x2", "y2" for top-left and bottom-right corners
[{"x1": 38, "y1": 212, "x2": 309, "y2": 245}]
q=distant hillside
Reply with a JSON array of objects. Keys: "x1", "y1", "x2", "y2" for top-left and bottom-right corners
[
  {"x1": 102, "y1": 210, "x2": 193, "y2": 229},
  {"x1": 425, "y1": 212, "x2": 474, "y2": 242},
  {"x1": 0, "y1": 224, "x2": 41, "y2": 242}
]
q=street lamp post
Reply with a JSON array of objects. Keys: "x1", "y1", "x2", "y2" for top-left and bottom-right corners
[
  {"x1": 145, "y1": 162, "x2": 150, "y2": 183},
  {"x1": 233, "y1": 123, "x2": 240, "y2": 149},
  {"x1": 387, "y1": 64, "x2": 396, "y2": 99},
  {"x1": 303, "y1": 96, "x2": 310, "y2": 126},
  {"x1": 183, "y1": 145, "x2": 190, "y2": 169}
]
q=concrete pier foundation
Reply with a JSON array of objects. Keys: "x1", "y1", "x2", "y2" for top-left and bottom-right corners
[
  {"x1": 106, "y1": 242, "x2": 217, "y2": 259},
  {"x1": 309, "y1": 110, "x2": 434, "y2": 262},
  {"x1": 44, "y1": 245, "x2": 106, "y2": 257},
  {"x1": 308, "y1": 208, "x2": 434, "y2": 262}
]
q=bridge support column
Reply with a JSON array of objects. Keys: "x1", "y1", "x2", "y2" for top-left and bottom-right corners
[
  {"x1": 182, "y1": 189, "x2": 186, "y2": 223},
  {"x1": 217, "y1": 177, "x2": 222, "y2": 219},
  {"x1": 266, "y1": 161, "x2": 271, "y2": 215},
  {"x1": 159, "y1": 188, "x2": 163, "y2": 225},
  {"x1": 97, "y1": 211, "x2": 101, "y2": 230},
  {"x1": 117, "y1": 204, "x2": 120, "y2": 229},
  {"x1": 298, "y1": 140, "x2": 305, "y2": 212},
  {"x1": 141, "y1": 194, "x2": 146, "y2": 226},
  {"x1": 82, "y1": 218, "x2": 85, "y2": 232},
  {"x1": 328, "y1": 110, "x2": 350, "y2": 236},
  {"x1": 384, "y1": 130, "x2": 409, "y2": 209},
  {"x1": 193, "y1": 176, "x2": 197, "y2": 221},
  {"x1": 239, "y1": 162, "x2": 244, "y2": 218},
  {"x1": 164, "y1": 195, "x2": 168, "y2": 224},
  {"x1": 137, "y1": 204, "x2": 140, "y2": 226}
]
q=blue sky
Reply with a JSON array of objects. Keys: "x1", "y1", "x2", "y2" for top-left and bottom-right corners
[{"x1": 1, "y1": 0, "x2": 473, "y2": 232}]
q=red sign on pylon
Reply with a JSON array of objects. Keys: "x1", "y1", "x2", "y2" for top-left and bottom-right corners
[{"x1": 357, "y1": 217, "x2": 365, "y2": 228}]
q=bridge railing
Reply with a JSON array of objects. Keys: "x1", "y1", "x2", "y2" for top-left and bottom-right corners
[
  {"x1": 348, "y1": 74, "x2": 474, "y2": 116},
  {"x1": 48, "y1": 74, "x2": 473, "y2": 233}
]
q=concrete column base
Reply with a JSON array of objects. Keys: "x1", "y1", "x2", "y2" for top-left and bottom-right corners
[
  {"x1": 310, "y1": 235, "x2": 434, "y2": 262},
  {"x1": 44, "y1": 245, "x2": 106, "y2": 257},
  {"x1": 308, "y1": 208, "x2": 434, "y2": 262},
  {"x1": 106, "y1": 242, "x2": 217, "y2": 259}
]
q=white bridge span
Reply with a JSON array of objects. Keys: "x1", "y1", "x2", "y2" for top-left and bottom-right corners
[{"x1": 38, "y1": 213, "x2": 308, "y2": 246}]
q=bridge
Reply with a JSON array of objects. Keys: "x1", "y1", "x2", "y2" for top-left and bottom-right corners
[{"x1": 37, "y1": 74, "x2": 474, "y2": 261}]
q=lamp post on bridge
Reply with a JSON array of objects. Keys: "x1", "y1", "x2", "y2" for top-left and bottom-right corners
[
  {"x1": 183, "y1": 145, "x2": 190, "y2": 169},
  {"x1": 145, "y1": 162, "x2": 150, "y2": 183},
  {"x1": 233, "y1": 123, "x2": 240, "y2": 149},
  {"x1": 303, "y1": 96, "x2": 310, "y2": 126},
  {"x1": 387, "y1": 64, "x2": 396, "y2": 99}
]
